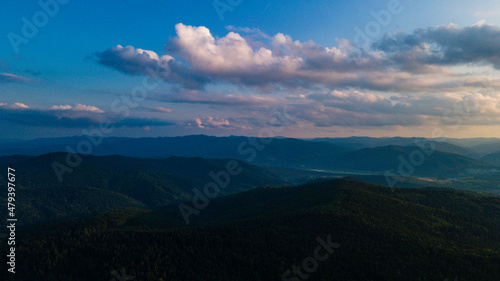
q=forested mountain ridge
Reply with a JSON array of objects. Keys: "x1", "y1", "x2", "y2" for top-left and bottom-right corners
[
  {"x1": 7, "y1": 178, "x2": 499, "y2": 281},
  {"x1": 0, "y1": 152, "x2": 333, "y2": 225}
]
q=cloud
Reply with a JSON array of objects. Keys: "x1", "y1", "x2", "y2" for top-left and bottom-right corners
[
  {"x1": 152, "y1": 90, "x2": 282, "y2": 106},
  {"x1": 291, "y1": 103, "x2": 426, "y2": 127},
  {"x1": 0, "y1": 102, "x2": 29, "y2": 109},
  {"x1": 93, "y1": 44, "x2": 210, "y2": 89},
  {"x1": 139, "y1": 106, "x2": 173, "y2": 113},
  {"x1": 0, "y1": 102, "x2": 173, "y2": 128},
  {"x1": 95, "y1": 23, "x2": 500, "y2": 92},
  {"x1": 186, "y1": 116, "x2": 251, "y2": 130},
  {"x1": 96, "y1": 23, "x2": 306, "y2": 89},
  {"x1": 474, "y1": 11, "x2": 500, "y2": 18},
  {"x1": 285, "y1": 89, "x2": 500, "y2": 128},
  {"x1": 50, "y1": 104, "x2": 72, "y2": 110},
  {"x1": 90, "y1": 23, "x2": 500, "y2": 131},
  {"x1": 0, "y1": 108, "x2": 103, "y2": 128},
  {"x1": 73, "y1": 104, "x2": 104, "y2": 113},
  {"x1": 193, "y1": 117, "x2": 230, "y2": 129},
  {"x1": 225, "y1": 26, "x2": 269, "y2": 37},
  {"x1": 0, "y1": 73, "x2": 34, "y2": 84},
  {"x1": 374, "y1": 23, "x2": 500, "y2": 70},
  {"x1": 50, "y1": 104, "x2": 104, "y2": 113},
  {"x1": 287, "y1": 91, "x2": 425, "y2": 127},
  {"x1": 93, "y1": 45, "x2": 173, "y2": 76},
  {"x1": 473, "y1": 19, "x2": 486, "y2": 27}
]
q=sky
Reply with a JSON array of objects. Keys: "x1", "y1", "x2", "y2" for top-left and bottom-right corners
[{"x1": 2, "y1": 0, "x2": 500, "y2": 139}]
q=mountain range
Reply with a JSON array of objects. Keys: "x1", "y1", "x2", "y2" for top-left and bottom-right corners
[
  {"x1": 1, "y1": 135, "x2": 500, "y2": 280},
  {"x1": 1, "y1": 135, "x2": 499, "y2": 175}
]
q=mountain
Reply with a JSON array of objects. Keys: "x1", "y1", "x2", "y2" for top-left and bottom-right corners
[
  {"x1": 9, "y1": 178, "x2": 500, "y2": 281},
  {"x1": 0, "y1": 154, "x2": 33, "y2": 167},
  {"x1": 0, "y1": 153, "x2": 334, "y2": 225},
  {"x1": 483, "y1": 151, "x2": 500, "y2": 166},
  {"x1": 312, "y1": 137, "x2": 480, "y2": 158},
  {"x1": 472, "y1": 142, "x2": 500, "y2": 155},
  {"x1": 0, "y1": 138, "x2": 22, "y2": 144},
  {"x1": 443, "y1": 138, "x2": 500, "y2": 154},
  {"x1": 345, "y1": 174, "x2": 500, "y2": 195},
  {"x1": 0, "y1": 135, "x2": 354, "y2": 170},
  {"x1": 0, "y1": 135, "x2": 488, "y2": 174},
  {"x1": 442, "y1": 137, "x2": 500, "y2": 147},
  {"x1": 333, "y1": 145, "x2": 495, "y2": 177},
  {"x1": 312, "y1": 136, "x2": 434, "y2": 148}
]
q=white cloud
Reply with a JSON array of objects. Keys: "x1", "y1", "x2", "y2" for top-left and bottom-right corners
[
  {"x1": 74, "y1": 104, "x2": 104, "y2": 113},
  {"x1": 49, "y1": 104, "x2": 103, "y2": 113},
  {"x1": 50, "y1": 104, "x2": 72, "y2": 110},
  {"x1": 187, "y1": 116, "x2": 251, "y2": 130},
  {"x1": 0, "y1": 102, "x2": 29, "y2": 109},
  {"x1": 98, "y1": 23, "x2": 500, "y2": 92},
  {"x1": 193, "y1": 117, "x2": 230, "y2": 129},
  {"x1": 171, "y1": 23, "x2": 300, "y2": 73},
  {"x1": 91, "y1": 23, "x2": 500, "y2": 131}
]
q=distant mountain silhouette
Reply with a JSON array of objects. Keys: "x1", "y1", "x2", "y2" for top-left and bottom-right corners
[
  {"x1": 483, "y1": 151, "x2": 500, "y2": 166},
  {"x1": 333, "y1": 145, "x2": 495, "y2": 177},
  {"x1": 0, "y1": 135, "x2": 354, "y2": 169},
  {"x1": 311, "y1": 136, "x2": 480, "y2": 158}
]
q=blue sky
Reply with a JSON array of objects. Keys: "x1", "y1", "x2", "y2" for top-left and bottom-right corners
[{"x1": 2, "y1": 0, "x2": 500, "y2": 139}]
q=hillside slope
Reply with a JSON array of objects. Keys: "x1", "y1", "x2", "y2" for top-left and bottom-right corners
[
  {"x1": 334, "y1": 145, "x2": 495, "y2": 177},
  {"x1": 0, "y1": 153, "x2": 333, "y2": 225},
  {"x1": 9, "y1": 179, "x2": 500, "y2": 281}
]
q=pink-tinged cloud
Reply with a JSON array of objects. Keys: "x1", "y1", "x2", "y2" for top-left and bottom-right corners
[
  {"x1": 0, "y1": 102, "x2": 174, "y2": 128},
  {"x1": 50, "y1": 104, "x2": 104, "y2": 113},
  {"x1": 0, "y1": 73, "x2": 34, "y2": 84},
  {"x1": 95, "y1": 23, "x2": 500, "y2": 92},
  {"x1": 140, "y1": 106, "x2": 173, "y2": 113},
  {"x1": 152, "y1": 90, "x2": 283, "y2": 107},
  {"x1": 89, "y1": 23, "x2": 500, "y2": 130},
  {"x1": 50, "y1": 105, "x2": 73, "y2": 110},
  {"x1": 0, "y1": 102, "x2": 29, "y2": 109},
  {"x1": 187, "y1": 116, "x2": 251, "y2": 130}
]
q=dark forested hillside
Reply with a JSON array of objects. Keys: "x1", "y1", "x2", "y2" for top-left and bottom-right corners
[
  {"x1": 0, "y1": 153, "x2": 334, "y2": 225},
  {"x1": 6, "y1": 178, "x2": 499, "y2": 281}
]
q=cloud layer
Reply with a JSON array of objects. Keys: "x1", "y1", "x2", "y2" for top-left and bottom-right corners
[
  {"x1": 94, "y1": 23, "x2": 500, "y2": 93},
  {"x1": 0, "y1": 103, "x2": 173, "y2": 128},
  {"x1": 75, "y1": 23, "x2": 500, "y2": 132}
]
